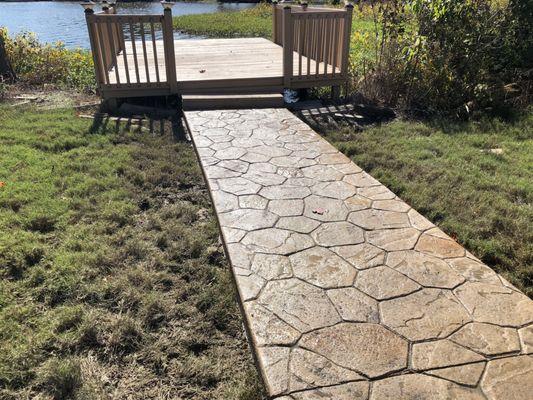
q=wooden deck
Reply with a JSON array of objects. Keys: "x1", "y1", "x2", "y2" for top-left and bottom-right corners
[
  {"x1": 109, "y1": 38, "x2": 340, "y2": 90},
  {"x1": 84, "y1": 4, "x2": 353, "y2": 99}
]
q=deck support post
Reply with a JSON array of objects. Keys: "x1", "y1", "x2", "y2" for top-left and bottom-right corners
[
  {"x1": 341, "y1": 3, "x2": 354, "y2": 78},
  {"x1": 331, "y1": 85, "x2": 341, "y2": 101},
  {"x1": 162, "y1": 3, "x2": 178, "y2": 94},
  {"x1": 282, "y1": 6, "x2": 293, "y2": 89}
]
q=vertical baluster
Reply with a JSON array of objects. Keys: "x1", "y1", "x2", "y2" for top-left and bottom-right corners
[
  {"x1": 332, "y1": 17, "x2": 338, "y2": 77},
  {"x1": 150, "y1": 21, "x2": 160, "y2": 83},
  {"x1": 298, "y1": 17, "x2": 303, "y2": 78},
  {"x1": 315, "y1": 17, "x2": 322, "y2": 76},
  {"x1": 129, "y1": 20, "x2": 140, "y2": 83},
  {"x1": 106, "y1": 20, "x2": 120, "y2": 84},
  {"x1": 323, "y1": 16, "x2": 330, "y2": 76},
  {"x1": 96, "y1": 21, "x2": 110, "y2": 85},
  {"x1": 306, "y1": 16, "x2": 311, "y2": 77},
  {"x1": 119, "y1": 21, "x2": 130, "y2": 84},
  {"x1": 140, "y1": 22, "x2": 150, "y2": 83}
]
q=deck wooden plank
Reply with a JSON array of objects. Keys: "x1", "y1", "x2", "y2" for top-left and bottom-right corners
[{"x1": 107, "y1": 38, "x2": 340, "y2": 86}]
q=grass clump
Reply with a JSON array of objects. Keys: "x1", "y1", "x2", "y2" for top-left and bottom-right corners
[
  {"x1": 0, "y1": 104, "x2": 264, "y2": 399},
  {"x1": 323, "y1": 112, "x2": 533, "y2": 296},
  {"x1": 174, "y1": 3, "x2": 273, "y2": 38}
]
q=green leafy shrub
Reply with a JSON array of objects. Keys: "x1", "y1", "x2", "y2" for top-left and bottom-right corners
[
  {"x1": 0, "y1": 28, "x2": 95, "y2": 92},
  {"x1": 353, "y1": 0, "x2": 532, "y2": 116}
]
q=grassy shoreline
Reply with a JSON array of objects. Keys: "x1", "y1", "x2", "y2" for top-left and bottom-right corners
[{"x1": 0, "y1": 104, "x2": 265, "y2": 399}]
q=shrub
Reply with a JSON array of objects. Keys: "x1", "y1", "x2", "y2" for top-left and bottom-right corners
[
  {"x1": 0, "y1": 28, "x2": 95, "y2": 92},
  {"x1": 353, "y1": 0, "x2": 532, "y2": 117}
]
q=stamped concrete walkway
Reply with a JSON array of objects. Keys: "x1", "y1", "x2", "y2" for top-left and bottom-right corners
[{"x1": 184, "y1": 108, "x2": 533, "y2": 399}]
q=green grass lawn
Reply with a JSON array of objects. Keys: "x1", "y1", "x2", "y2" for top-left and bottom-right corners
[
  {"x1": 321, "y1": 113, "x2": 533, "y2": 297},
  {"x1": 0, "y1": 105, "x2": 264, "y2": 399},
  {"x1": 173, "y1": 3, "x2": 374, "y2": 42}
]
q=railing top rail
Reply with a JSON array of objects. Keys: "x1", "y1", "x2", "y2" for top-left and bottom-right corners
[
  {"x1": 273, "y1": 4, "x2": 349, "y2": 13},
  {"x1": 88, "y1": 14, "x2": 164, "y2": 22}
]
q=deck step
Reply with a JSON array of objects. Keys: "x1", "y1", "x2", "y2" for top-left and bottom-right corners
[{"x1": 182, "y1": 94, "x2": 284, "y2": 111}]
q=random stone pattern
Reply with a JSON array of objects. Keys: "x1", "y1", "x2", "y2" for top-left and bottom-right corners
[{"x1": 185, "y1": 109, "x2": 533, "y2": 399}]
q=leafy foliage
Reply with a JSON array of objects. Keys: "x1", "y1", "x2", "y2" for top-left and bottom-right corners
[
  {"x1": 0, "y1": 28, "x2": 95, "y2": 92},
  {"x1": 353, "y1": 0, "x2": 532, "y2": 116}
]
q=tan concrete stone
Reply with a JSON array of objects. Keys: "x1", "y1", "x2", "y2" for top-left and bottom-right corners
[
  {"x1": 381, "y1": 288, "x2": 471, "y2": 341},
  {"x1": 222, "y1": 227, "x2": 247, "y2": 243},
  {"x1": 276, "y1": 216, "x2": 320, "y2": 234},
  {"x1": 303, "y1": 195, "x2": 350, "y2": 222},
  {"x1": 450, "y1": 322, "x2": 521, "y2": 356},
  {"x1": 217, "y1": 176, "x2": 261, "y2": 195},
  {"x1": 357, "y1": 185, "x2": 395, "y2": 200},
  {"x1": 426, "y1": 362, "x2": 485, "y2": 386},
  {"x1": 416, "y1": 232, "x2": 465, "y2": 258},
  {"x1": 226, "y1": 242, "x2": 254, "y2": 268},
  {"x1": 242, "y1": 228, "x2": 314, "y2": 255},
  {"x1": 290, "y1": 382, "x2": 369, "y2": 400},
  {"x1": 214, "y1": 146, "x2": 246, "y2": 160},
  {"x1": 258, "y1": 279, "x2": 341, "y2": 332},
  {"x1": 258, "y1": 346, "x2": 290, "y2": 395},
  {"x1": 367, "y1": 228, "x2": 420, "y2": 251},
  {"x1": 204, "y1": 165, "x2": 241, "y2": 179},
  {"x1": 412, "y1": 339, "x2": 484, "y2": 370},
  {"x1": 251, "y1": 253, "x2": 292, "y2": 280},
  {"x1": 302, "y1": 164, "x2": 345, "y2": 181},
  {"x1": 331, "y1": 243, "x2": 386, "y2": 270},
  {"x1": 355, "y1": 266, "x2": 420, "y2": 300},
  {"x1": 348, "y1": 209, "x2": 411, "y2": 230},
  {"x1": 407, "y1": 208, "x2": 435, "y2": 230},
  {"x1": 244, "y1": 171, "x2": 286, "y2": 186},
  {"x1": 371, "y1": 374, "x2": 485, "y2": 400},
  {"x1": 311, "y1": 181, "x2": 356, "y2": 200},
  {"x1": 260, "y1": 185, "x2": 311, "y2": 200},
  {"x1": 343, "y1": 172, "x2": 380, "y2": 187},
  {"x1": 218, "y1": 209, "x2": 277, "y2": 231},
  {"x1": 212, "y1": 190, "x2": 239, "y2": 213},
  {"x1": 327, "y1": 287, "x2": 379, "y2": 322},
  {"x1": 217, "y1": 159, "x2": 249, "y2": 173},
  {"x1": 519, "y1": 325, "x2": 533, "y2": 354},
  {"x1": 244, "y1": 302, "x2": 300, "y2": 346},
  {"x1": 238, "y1": 194, "x2": 268, "y2": 210},
  {"x1": 271, "y1": 155, "x2": 317, "y2": 168},
  {"x1": 289, "y1": 348, "x2": 363, "y2": 391},
  {"x1": 481, "y1": 355, "x2": 533, "y2": 400},
  {"x1": 234, "y1": 271, "x2": 265, "y2": 301},
  {"x1": 311, "y1": 221, "x2": 365, "y2": 247},
  {"x1": 290, "y1": 247, "x2": 357, "y2": 289},
  {"x1": 300, "y1": 323, "x2": 408, "y2": 377},
  {"x1": 386, "y1": 250, "x2": 465, "y2": 288},
  {"x1": 317, "y1": 152, "x2": 351, "y2": 165},
  {"x1": 446, "y1": 257, "x2": 502, "y2": 284},
  {"x1": 268, "y1": 199, "x2": 304, "y2": 217},
  {"x1": 373, "y1": 199, "x2": 410, "y2": 212},
  {"x1": 454, "y1": 282, "x2": 533, "y2": 327},
  {"x1": 344, "y1": 195, "x2": 372, "y2": 211}
]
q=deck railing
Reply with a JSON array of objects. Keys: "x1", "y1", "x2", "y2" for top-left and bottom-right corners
[
  {"x1": 83, "y1": 1, "x2": 176, "y2": 96},
  {"x1": 273, "y1": 2, "x2": 353, "y2": 89}
]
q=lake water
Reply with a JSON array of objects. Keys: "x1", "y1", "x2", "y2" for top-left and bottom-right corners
[{"x1": 0, "y1": 1, "x2": 255, "y2": 49}]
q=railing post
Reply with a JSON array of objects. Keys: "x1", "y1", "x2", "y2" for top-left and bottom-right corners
[
  {"x1": 162, "y1": 2, "x2": 178, "y2": 93},
  {"x1": 282, "y1": 6, "x2": 293, "y2": 88},
  {"x1": 272, "y1": 1, "x2": 278, "y2": 44},
  {"x1": 81, "y1": 2, "x2": 104, "y2": 91},
  {"x1": 341, "y1": 2, "x2": 353, "y2": 77}
]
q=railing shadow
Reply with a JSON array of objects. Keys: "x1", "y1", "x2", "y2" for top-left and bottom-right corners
[
  {"x1": 293, "y1": 102, "x2": 396, "y2": 133},
  {"x1": 85, "y1": 98, "x2": 188, "y2": 141}
]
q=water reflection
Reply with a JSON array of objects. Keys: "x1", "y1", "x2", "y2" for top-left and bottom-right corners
[{"x1": 0, "y1": 1, "x2": 255, "y2": 49}]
